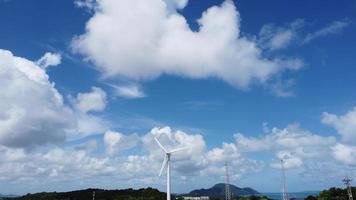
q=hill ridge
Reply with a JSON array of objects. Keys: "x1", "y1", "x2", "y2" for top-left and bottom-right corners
[{"x1": 188, "y1": 183, "x2": 259, "y2": 197}]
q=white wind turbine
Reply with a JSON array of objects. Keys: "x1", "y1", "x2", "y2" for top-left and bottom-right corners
[{"x1": 154, "y1": 136, "x2": 187, "y2": 200}]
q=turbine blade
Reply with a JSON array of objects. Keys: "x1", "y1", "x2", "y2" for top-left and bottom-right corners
[
  {"x1": 159, "y1": 155, "x2": 168, "y2": 177},
  {"x1": 168, "y1": 146, "x2": 188, "y2": 154},
  {"x1": 154, "y1": 137, "x2": 168, "y2": 153}
]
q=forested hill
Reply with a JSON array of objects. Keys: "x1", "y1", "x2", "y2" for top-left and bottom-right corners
[
  {"x1": 305, "y1": 187, "x2": 356, "y2": 200},
  {"x1": 189, "y1": 183, "x2": 259, "y2": 197},
  {"x1": 4, "y1": 188, "x2": 166, "y2": 200}
]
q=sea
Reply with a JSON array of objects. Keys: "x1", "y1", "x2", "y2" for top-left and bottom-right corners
[{"x1": 261, "y1": 191, "x2": 320, "y2": 200}]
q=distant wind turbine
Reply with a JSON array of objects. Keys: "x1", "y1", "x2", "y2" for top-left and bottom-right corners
[{"x1": 154, "y1": 136, "x2": 187, "y2": 200}]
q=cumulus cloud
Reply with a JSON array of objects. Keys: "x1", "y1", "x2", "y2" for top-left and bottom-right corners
[
  {"x1": 73, "y1": 0, "x2": 302, "y2": 89},
  {"x1": 0, "y1": 145, "x2": 116, "y2": 182},
  {"x1": 142, "y1": 127, "x2": 261, "y2": 177},
  {"x1": 0, "y1": 49, "x2": 74, "y2": 148},
  {"x1": 104, "y1": 130, "x2": 140, "y2": 155},
  {"x1": 235, "y1": 124, "x2": 336, "y2": 169},
  {"x1": 0, "y1": 123, "x2": 350, "y2": 193},
  {"x1": 270, "y1": 151, "x2": 303, "y2": 169},
  {"x1": 331, "y1": 143, "x2": 356, "y2": 166},
  {"x1": 322, "y1": 107, "x2": 356, "y2": 143},
  {"x1": 74, "y1": 86, "x2": 107, "y2": 113},
  {"x1": 304, "y1": 19, "x2": 351, "y2": 43},
  {"x1": 36, "y1": 52, "x2": 62, "y2": 68},
  {"x1": 0, "y1": 49, "x2": 111, "y2": 148}
]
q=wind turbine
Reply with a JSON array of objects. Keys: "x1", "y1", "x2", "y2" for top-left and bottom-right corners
[{"x1": 154, "y1": 136, "x2": 187, "y2": 200}]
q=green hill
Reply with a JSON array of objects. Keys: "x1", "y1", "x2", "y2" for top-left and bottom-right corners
[{"x1": 189, "y1": 183, "x2": 259, "y2": 197}]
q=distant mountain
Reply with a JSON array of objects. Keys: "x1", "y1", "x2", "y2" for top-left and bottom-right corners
[
  {"x1": 0, "y1": 194, "x2": 17, "y2": 198},
  {"x1": 189, "y1": 183, "x2": 259, "y2": 197},
  {"x1": 3, "y1": 188, "x2": 166, "y2": 200}
]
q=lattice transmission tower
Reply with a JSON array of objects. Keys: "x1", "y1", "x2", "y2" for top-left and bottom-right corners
[
  {"x1": 225, "y1": 163, "x2": 232, "y2": 200},
  {"x1": 343, "y1": 177, "x2": 353, "y2": 200},
  {"x1": 281, "y1": 159, "x2": 289, "y2": 200}
]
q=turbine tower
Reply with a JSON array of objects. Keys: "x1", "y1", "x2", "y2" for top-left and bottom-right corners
[
  {"x1": 343, "y1": 177, "x2": 353, "y2": 200},
  {"x1": 155, "y1": 136, "x2": 187, "y2": 200},
  {"x1": 281, "y1": 159, "x2": 289, "y2": 200},
  {"x1": 225, "y1": 163, "x2": 232, "y2": 200}
]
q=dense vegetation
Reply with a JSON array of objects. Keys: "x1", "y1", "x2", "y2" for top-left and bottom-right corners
[
  {"x1": 305, "y1": 187, "x2": 356, "y2": 200},
  {"x1": 4, "y1": 188, "x2": 166, "y2": 200}
]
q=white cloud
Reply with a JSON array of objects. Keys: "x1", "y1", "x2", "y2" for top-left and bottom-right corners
[
  {"x1": 331, "y1": 143, "x2": 356, "y2": 166},
  {"x1": 75, "y1": 113, "x2": 109, "y2": 136},
  {"x1": 74, "y1": 0, "x2": 96, "y2": 10},
  {"x1": 74, "y1": 86, "x2": 107, "y2": 113},
  {"x1": 304, "y1": 19, "x2": 351, "y2": 43},
  {"x1": 0, "y1": 146, "x2": 116, "y2": 182},
  {"x1": 163, "y1": 0, "x2": 188, "y2": 10},
  {"x1": 72, "y1": 0, "x2": 302, "y2": 89},
  {"x1": 36, "y1": 52, "x2": 62, "y2": 68},
  {"x1": 141, "y1": 126, "x2": 262, "y2": 177},
  {"x1": 75, "y1": 140, "x2": 98, "y2": 152},
  {"x1": 0, "y1": 49, "x2": 74, "y2": 148},
  {"x1": 322, "y1": 107, "x2": 356, "y2": 143},
  {"x1": 270, "y1": 151, "x2": 303, "y2": 169},
  {"x1": 259, "y1": 19, "x2": 304, "y2": 50},
  {"x1": 111, "y1": 84, "x2": 146, "y2": 99},
  {"x1": 0, "y1": 49, "x2": 112, "y2": 148},
  {"x1": 103, "y1": 130, "x2": 140, "y2": 155},
  {"x1": 235, "y1": 124, "x2": 336, "y2": 169}
]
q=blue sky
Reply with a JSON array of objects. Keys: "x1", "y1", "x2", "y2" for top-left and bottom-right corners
[{"x1": 0, "y1": 0, "x2": 356, "y2": 195}]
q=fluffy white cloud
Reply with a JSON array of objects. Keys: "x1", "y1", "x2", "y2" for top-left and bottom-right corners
[
  {"x1": 0, "y1": 49, "x2": 74, "y2": 148},
  {"x1": 270, "y1": 151, "x2": 303, "y2": 169},
  {"x1": 322, "y1": 107, "x2": 356, "y2": 143},
  {"x1": 142, "y1": 127, "x2": 208, "y2": 174},
  {"x1": 0, "y1": 49, "x2": 111, "y2": 148},
  {"x1": 0, "y1": 145, "x2": 116, "y2": 182},
  {"x1": 331, "y1": 143, "x2": 356, "y2": 166},
  {"x1": 235, "y1": 124, "x2": 336, "y2": 169},
  {"x1": 304, "y1": 19, "x2": 351, "y2": 43},
  {"x1": 74, "y1": 86, "x2": 107, "y2": 113},
  {"x1": 141, "y1": 126, "x2": 262, "y2": 177},
  {"x1": 104, "y1": 130, "x2": 140, "y2": 155},
  {"x1": 73, "y1": 0, "x2": 302, "y2": 89},
  {"x1": 36, "y1": 52, "x2": 62, "y2": 68}
]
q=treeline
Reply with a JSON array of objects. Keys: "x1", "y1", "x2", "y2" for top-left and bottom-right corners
[
  {"x1": 306, "y1": 187, "x2": 356, "y2": 200},
  {"x1": 4, "y1": 188, "x2": 166, "y2": 200}
]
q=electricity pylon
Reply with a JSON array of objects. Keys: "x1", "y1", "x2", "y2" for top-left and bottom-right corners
[
  {"x1": 343, "y1": 177, "x2": 353, "y2": 200},
  {"x1": 225, "y1": 163, "x2": 232, "y2": 200},
  {"x1": 281, "y1": 160, "x2": 289, "y2": 200}
]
